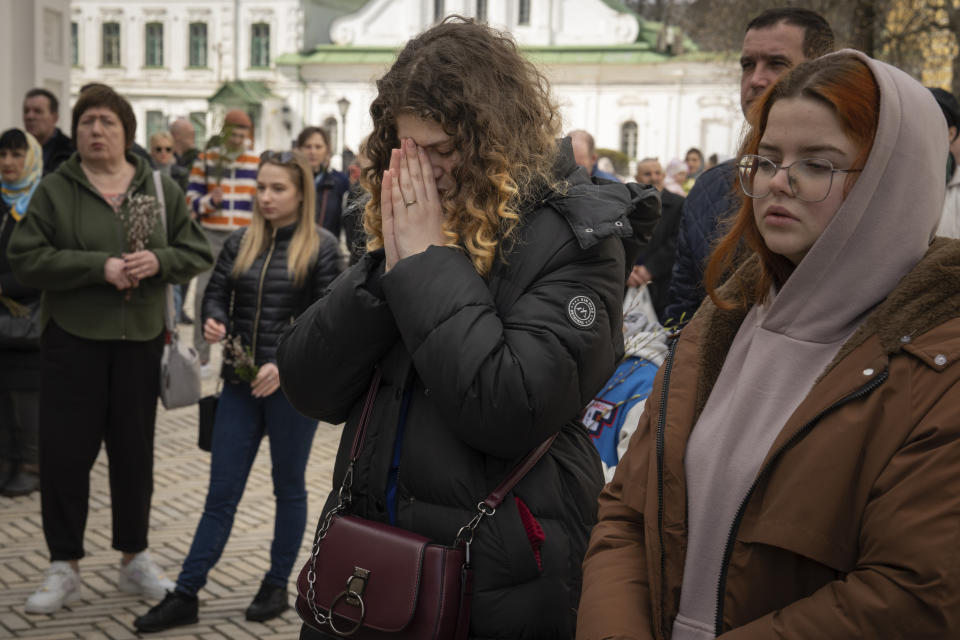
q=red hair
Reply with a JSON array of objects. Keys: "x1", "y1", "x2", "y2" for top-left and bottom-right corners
[{"x1": 705, "y1": 53, "x2": 880, "y2": 309}]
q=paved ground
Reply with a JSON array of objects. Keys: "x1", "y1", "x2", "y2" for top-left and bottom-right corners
[{"x1": 0, "y1": 331, "x2": 345, "y2": 639}]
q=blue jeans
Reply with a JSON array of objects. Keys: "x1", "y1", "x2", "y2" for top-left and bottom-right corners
[
  {"x1": 172, "y1": 283, "x2": 187, "y2": 321},
  {"x1": 176, "y1": 381, "x2": 318, "y2": 595}
]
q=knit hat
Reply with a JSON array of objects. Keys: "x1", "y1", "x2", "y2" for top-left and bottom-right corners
[{"x1": 223, "y1": 109, "x2": 253, "y2": 129}]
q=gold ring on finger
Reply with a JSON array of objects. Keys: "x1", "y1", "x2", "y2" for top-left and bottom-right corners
[{"x1": 404, "y1": 199, "x2": 417, "y2": 207}]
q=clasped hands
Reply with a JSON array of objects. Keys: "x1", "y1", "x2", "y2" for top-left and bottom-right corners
[
  {"x1": 381, "y1": 138, "x2": 447, "y2": 272},
  {"x1": 104, "y1": 251, "x2": 160, "y2": 291}
]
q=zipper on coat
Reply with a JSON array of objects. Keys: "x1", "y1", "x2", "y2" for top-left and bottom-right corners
[
  {"x1": 251, "y1": 228, "x2": 278, "y2": 356},
  {"x1": 712, "y1": 369, "x2": 889, "y2": 636},
  {"x1": 656, "y1": 336, "x2": 680, "y2": 639}
]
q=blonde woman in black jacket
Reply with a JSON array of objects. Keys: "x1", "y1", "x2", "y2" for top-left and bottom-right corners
[{"x1": 134, "y1": 151, "x2": 342, "y2": 633}]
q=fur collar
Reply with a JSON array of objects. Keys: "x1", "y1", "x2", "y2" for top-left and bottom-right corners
[{"x1": 690, "y1": 237, "x2": 960, "y2": 419}]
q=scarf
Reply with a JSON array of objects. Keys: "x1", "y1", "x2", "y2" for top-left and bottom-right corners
[{"x1": 1, "y1": 131, "x2": 43, "y2": 221}]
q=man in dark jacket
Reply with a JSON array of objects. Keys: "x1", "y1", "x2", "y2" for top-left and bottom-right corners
[
  {"x1": 663, "y1": 8, "x2": 834, "y2": 323},
  {"x1": 630, "y1": 157, "x2": 685, "y2": 323},
  {"x1": 22, "y1": 88, "x2": 73, "y2": 175}
]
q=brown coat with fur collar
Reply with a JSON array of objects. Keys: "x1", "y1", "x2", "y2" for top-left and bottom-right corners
[{"x1": 578, "y1": 238, "x2": 960, "y2": 639}]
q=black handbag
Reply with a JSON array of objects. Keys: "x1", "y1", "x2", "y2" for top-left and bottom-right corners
[
  {"x1": 0, "y1": 296, "x2": 41, "y2": 349},
  {"x1": 0, "y1": 212, "x2": 42, "y2": 350},
  {"x1": 197, "y1": 393, "x2": 219, "y2": 451}
]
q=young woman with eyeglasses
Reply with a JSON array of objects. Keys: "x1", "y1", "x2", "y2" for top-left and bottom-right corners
[
  {"x1": 134, "y1": 150, "x2": 343, "y2": 633},
  {"x1": 579, "y1": 50, "x2": 960, "y2": 639}
]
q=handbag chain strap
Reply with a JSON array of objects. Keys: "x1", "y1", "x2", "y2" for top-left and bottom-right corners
[{"x1": 304, "y1": 366, "x2": 558, "y2": 630}]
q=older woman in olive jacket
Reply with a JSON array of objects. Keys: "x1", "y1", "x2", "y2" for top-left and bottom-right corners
[{"x1": 9, "y1": 84, "x2": 212, "y2": 615}]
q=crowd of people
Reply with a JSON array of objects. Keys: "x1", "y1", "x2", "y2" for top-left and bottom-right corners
[{"x1": 2, "y1": 5, "x2": 960, "y2": 639}]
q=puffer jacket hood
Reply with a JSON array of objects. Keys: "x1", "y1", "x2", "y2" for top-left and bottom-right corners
[{"x1": 549, "y1": 137, "x2": 661, "y2": 254}]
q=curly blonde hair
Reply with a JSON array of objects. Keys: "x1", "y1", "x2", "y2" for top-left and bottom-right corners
[{"x1": 362, "y1": 17, "x2": 563, "y2": 275}]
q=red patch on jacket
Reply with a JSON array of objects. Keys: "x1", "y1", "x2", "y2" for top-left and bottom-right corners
[{"x1": 515, "y1": 496, "x2": 545, "y2": 571}]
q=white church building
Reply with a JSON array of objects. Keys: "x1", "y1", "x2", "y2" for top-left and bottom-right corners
[{"x1": 49, "y1": 0, "x2": 742, "y2": 175}]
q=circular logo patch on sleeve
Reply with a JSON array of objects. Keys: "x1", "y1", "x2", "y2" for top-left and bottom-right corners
[{"x1": 568, "y1": 295, "x2": 597, "y2": 328}]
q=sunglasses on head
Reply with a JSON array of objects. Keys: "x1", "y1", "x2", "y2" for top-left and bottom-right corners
[
  {"x1": 154, "y1": 146, "x2": 172, "y2": 153},
  {"x1": 260, "y1": 150, "x2": 296, "y2": 164}
]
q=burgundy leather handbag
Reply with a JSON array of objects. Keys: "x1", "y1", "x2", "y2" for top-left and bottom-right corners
[{"x1": 295, "y1": 368, "x2": 556, "y2": 639}]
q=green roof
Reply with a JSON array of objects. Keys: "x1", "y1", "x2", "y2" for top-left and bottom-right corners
[
  {"x1": 599, "y1": 0, "x2": 644, "y2": 43},
  {"x1": 306, "y1": 0, "x2": 369, "y2": 11},
  {"x1": 209, "y1": 80, "x2": 277, "y2": 105},
  {"x1": 277, "y1": 46, "x2": 400, "y2": 65},
  {"x1": 600, "y1": 0, "x2": 636, "y2": 13},
  {"x1": 524, "y1": 44, "x2": 669, "y2": 65},
  {"x1": 277, "y1": 43, "x2": 719, "y2": 67},
  {"x1": 638, "y1": 17, "x2": 699, "y2": 53}
]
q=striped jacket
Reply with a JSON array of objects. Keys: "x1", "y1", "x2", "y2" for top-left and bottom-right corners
[{"x1": 185, "y1": 145, "x2": 259, "y2": 231}]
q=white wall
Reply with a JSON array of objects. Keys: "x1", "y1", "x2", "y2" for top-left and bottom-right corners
[
  {"x1": 0, "y1": 0, "x2": 72, "y2": 133},
  {"x1": 71, "y1": 0, "x2": 302, "y2": 149},
  {"x1": 66, "y1": 0, "x2": 742, "y2": 167}
]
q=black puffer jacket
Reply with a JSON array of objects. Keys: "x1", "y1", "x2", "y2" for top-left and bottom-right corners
[
  {"x1": 203, "y1": 222, "x2": 342, "y2": 383},
  {"x1": 278, "y1": 142, "x2": 661, "y2": 639}
]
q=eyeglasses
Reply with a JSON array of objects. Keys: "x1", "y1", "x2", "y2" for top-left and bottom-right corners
[
  {"x1": 737, "y1": 154, "x2": 862, "y2": 203},
  {"x1": 260, "y1": 150, "x2": 296, "y2": 164},
  {"x1": 153, "y1": 146, "x2": 172, "y2": 153}
]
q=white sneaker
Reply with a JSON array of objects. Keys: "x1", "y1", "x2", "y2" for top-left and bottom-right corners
[
  {"x1": 25, "y1": 561, "x2": 83, "y2": 614},
  {"x1": 118, "y1": 551, "x2": 175, "y2": 600}
]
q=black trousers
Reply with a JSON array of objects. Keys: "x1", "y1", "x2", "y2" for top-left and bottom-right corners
[
  {"x1": 0, "y1": 389, "x2": 39, "y2": 466},
  {"x1": 39, "y1": 321, "x2": 163, "y2": 561}
]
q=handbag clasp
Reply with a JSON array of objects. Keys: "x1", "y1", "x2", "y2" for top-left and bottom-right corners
[
  {"x1": 327, "y1": 567, "x2": 370, "y2": 636},
  {"x1": 345, "y1": 567, "x2": 370, "y2": 606}
]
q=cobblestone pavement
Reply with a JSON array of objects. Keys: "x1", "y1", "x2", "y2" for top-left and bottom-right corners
[{"x1": 0, "y1": 337, "x2": 344, "y2": 639}]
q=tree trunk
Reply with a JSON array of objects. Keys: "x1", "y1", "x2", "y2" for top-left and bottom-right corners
[
  {"x1": 848, "y1": 0, "x2": 879, "y2": 56},
  {"x1": 947, "y1": 5, "x2": 960, "y2": 98}
]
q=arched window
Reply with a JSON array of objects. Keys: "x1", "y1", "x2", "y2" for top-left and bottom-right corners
[
  {"x1": 620, "y1": 121, "x2": 638, "y2": 159},
  {"x1": 324, "y1": 116, "x2": 339, "y2": 154}
]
